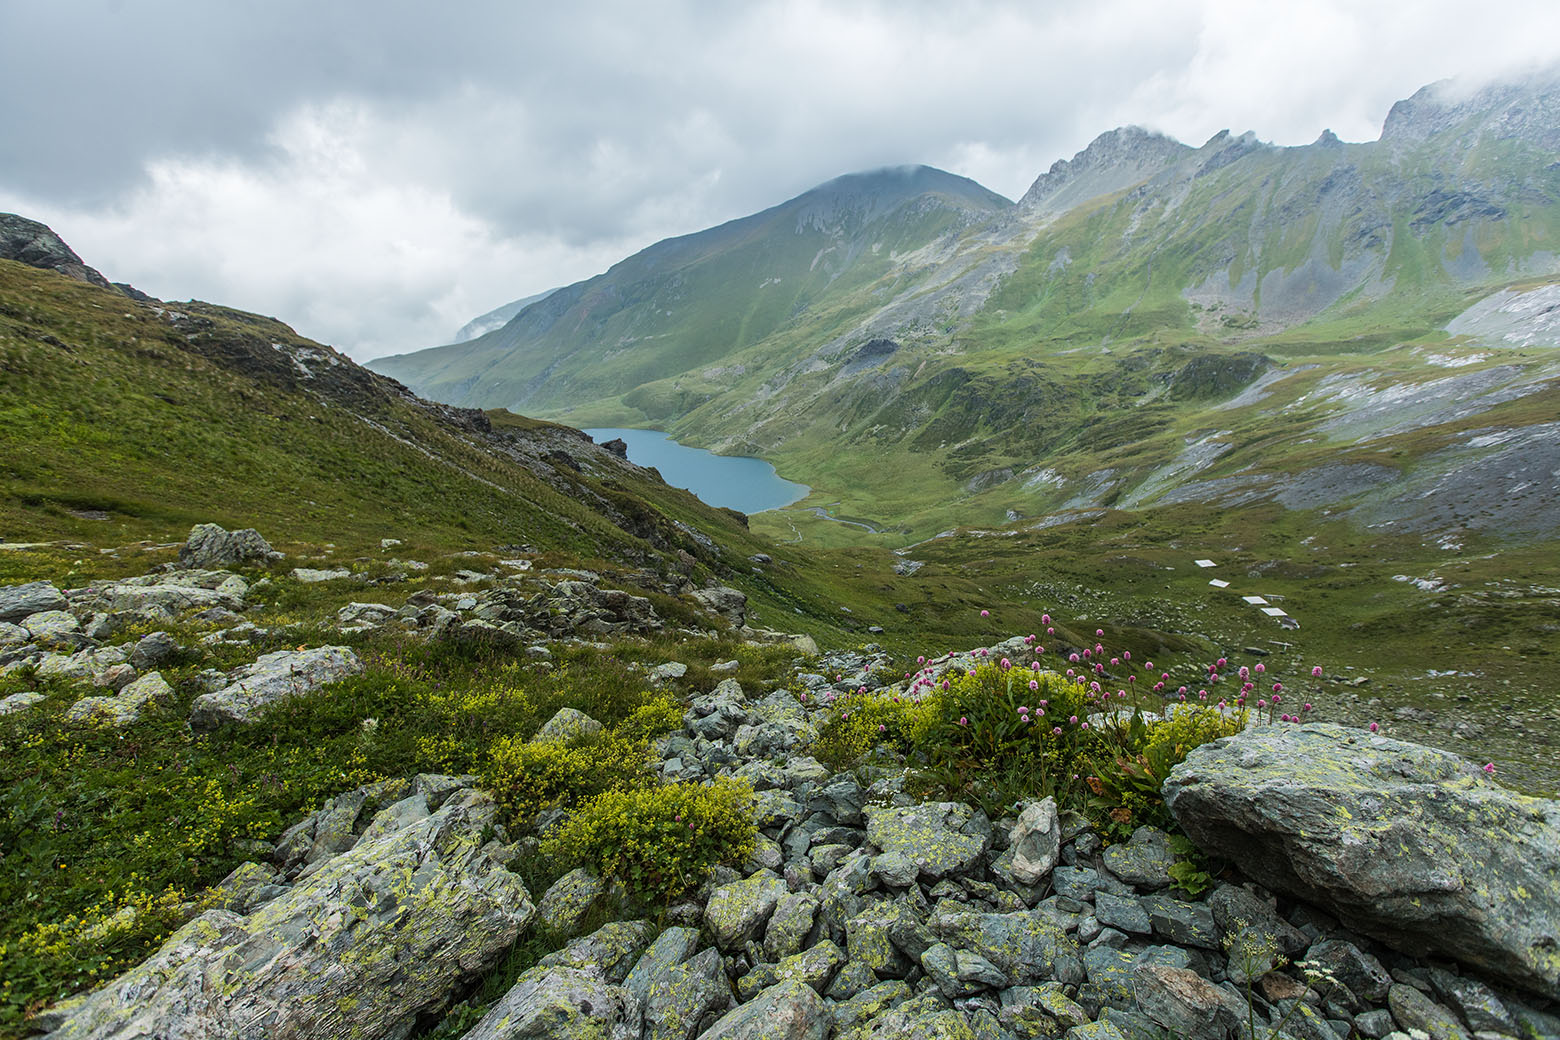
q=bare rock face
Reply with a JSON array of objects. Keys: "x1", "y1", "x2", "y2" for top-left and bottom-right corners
[
  {"x1": 41, "y1": 793, "x2": 534, "y2": 1040},
  {"x1": 1163, "y1": 723, "x2": 1560, "y2": 1001}
]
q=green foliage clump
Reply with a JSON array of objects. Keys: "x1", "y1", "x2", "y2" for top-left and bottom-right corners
[
  {"x1": 1085, "y1": 704, "x2": 1247, "y2": 841},
  {"x1": 810, "y1": 689, "x2": 932, "y2": 771},
  {"x1": 482, "y1": 730, "x2": 652, "y2": 823},
  {"x1": 613, "y1": 691, "x2": 685, "y2": 743},
  {"x1": 541, "y1": 779, "x2": 755, "y2": 902}
]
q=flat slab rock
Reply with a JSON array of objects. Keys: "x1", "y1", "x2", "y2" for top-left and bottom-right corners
[
  {"x1": 189, "y1": 646, "x2": 363, "y2": 733},
  {"x1": 1164, "y1": 722, "x2": 1560, "y2": 1000}
]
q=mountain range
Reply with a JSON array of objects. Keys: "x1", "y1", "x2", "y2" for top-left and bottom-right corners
[{"x1": 371, "y1": 71, "x2": 1560, "y2": 549}]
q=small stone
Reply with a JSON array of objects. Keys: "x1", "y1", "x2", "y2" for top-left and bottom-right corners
[
  {"x1": 130, "y1": 631, "x2": 179, "y2": 670},
  {"x1": 1009, "y1": 797, "x2": 1062, "y2": 885},
  {"x1": 1091, "y1": 892, "x2": 1150, "y2": 935}
]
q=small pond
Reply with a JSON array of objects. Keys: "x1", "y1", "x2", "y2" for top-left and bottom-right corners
[{"x1": 584, "y1": 428, "x2": 810, "y2": 513}]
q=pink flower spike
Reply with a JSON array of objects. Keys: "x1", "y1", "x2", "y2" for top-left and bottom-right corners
[
  {"x1": 1311, "y1": 665, "x2": 1324, "y2": 677},
  {"x1": 1052, "y1": 726, "x2": 1062, "y2": 735},
  {"x1": 1029, "y1": 679, "x2": 1039, "y2": 691},
  {"x1": 1484, "y1": 762, "x2": 1496, "y2": 775},
  {"x1": 1096, "y1": 629, "x2": 1104, "y2": 637},
  {"x1": 1069, "y1": 715, "x2": 1079, "y2": 724},
  {"x1": 980, "y1": 609, "x2": 990, "y2": 617},
  {"x1": 1303, "y1": 703, "x2": 1312, "y2": 712},
  {"x1": 1123, "y1": 651, "x2": 1132, "y2": 661},
  {"x1": 959, "y1": 716, "x2": 968, "y2": 726},
  {"x1": 1254, "y1": 663, "x2": 1265, "y2": 674},
  {"x1": 1369, "y1": 722, "x2": 1379, "y2": 733},
  {"x1": 1046, "y1": 626, "x2": 1055, "y2": 635},
  {"x1": 1041, "y1": 614, "x2": 1051, "y2": 624},
  {"x1": 1273, "y1": 683, "x2": 1282, "y2": 695}
]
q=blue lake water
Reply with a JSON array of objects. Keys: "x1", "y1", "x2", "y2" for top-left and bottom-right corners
[{"x1": 585, "y1": 428, "x2": 810, "y2": 513}]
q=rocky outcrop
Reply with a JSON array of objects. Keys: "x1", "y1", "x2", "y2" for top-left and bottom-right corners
[
  {"x1": 0, "y1": 213, "x2": 115, "y2": 289},
  {"x1": 189, "y1": 646, "x2": 363, "y2": 733},
  {"x1": 41, "y1": 792, "x2": 533, "y2": 1040},
  {"x1": 178, "y1": 523, "x2": 281, "y2": 569},
  {"x1": 1164, "y1": 722, "x2": 1560, "y2": 1000},
  {"x1": 461, "y1": 966, "x2": 640, "y2": 1040}
]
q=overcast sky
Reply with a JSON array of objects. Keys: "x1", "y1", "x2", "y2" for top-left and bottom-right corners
[{"x1": 3, "y1": 1, "x2": 1557, "y2": 361}]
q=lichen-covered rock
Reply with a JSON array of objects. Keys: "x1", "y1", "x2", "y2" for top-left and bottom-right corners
[
  {"x1": 1424, "y1": 964, "x2": 1518, "y2": 1035},
  {"x1": 1009, "y1": 797, "x2": 1061, "y2": 885},
  {"x1": 763, "y1": 892, "x2": 821, "y2": 961},
  {"x1": 831, "y1": 980, "x2": 913, "y2": 1034},
  {"x1": 1091, "y1": 892, "x2": 1150, "y2": 935},
  {"x1": 178, "y1": 524, "x2": 278, "y2": 569},
  {"x1": 538, "y1": 921, "x2": 653, "y2": 984},
  {"x1": 1140, "y1": 892, "x2": 1218, "y2": 949},
  {"x1": 0, "y1": 620, "x2": 28, "y2": 647},
  {"x1": 0, "y1": 690, "x2": 45, "y2": 715},
  {"x1": 865, "y1": 801, "x2": 990, "y2": 881},
  {"x1": 706, "y1": 869, "x2": 788, "y2": 951},
  {"x1": 42, "y1": 794, "x2": 534, "y2": 1040},
  {"x1": 1164, "y1": 723, "x2": 1560, "y2": 1000},
  {"x1": 625, "y1": 926, "x2": 702, "y2": 1005},
  {"x1": 928, "y1": 908, "x2": 1082, "y2": 987},
  {"x1": 21, "y1": 609, "x2": 82, "y2": 649},
  {"x1": 538, "y1": 867, "x2": 606, "y2": 934},
  {"x1": 189, "y1": 646, "x2": 363, "y2": 733},
  {"x1": 80, "y1": 570, "x2": 247, "y2": 616},
  {"x1": 1131, "y1": 963, "x2": 1248, "y2": 1040},
  {"x1": 697, "y1": 979, "x2": 829, "y2": 1040},
  {"x1": 645, "y1": 947, "x2": 730, "y2": 1040},
  {"x1": 1100, "y1": 826, "x2": 1176, "y2": 891},
  {"x1": 291, "y1": 568, "x2": 350, "y2": 583},
  {"x1": 837, "y1": 992, "x2": 977, "y2": 1040},
  {"x1": 921, "y1": 942, "x2": 1008, "y2": 998},
  {"x1": 740, "y1": 941, "x2": 846, "y2": 999},
  {"x1": 63, "y1": 671, "x2": 173, "y2": 727},
  {"x1": 0, "y1": 580, "x2": 68, "y2": 622},
  {"x1": 463, "y1": 965, "x2": 639, "y2": 1040},
  {"x1": 1386, "y1": 983, "x2": 1471, "y2": 1040}
]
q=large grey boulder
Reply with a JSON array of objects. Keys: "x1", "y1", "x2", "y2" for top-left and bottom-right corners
[
  {"x1": 0, "y1": 579, "x2": 55, "y2": 622},
  {"x1": 42, "y1": 794, "x2": 533, "y2": 1040},
  {"x1": 85, "y1": 571, "x2": 248, "y2": 615},
  {"x1": 178, "y1": 524, "x2": 279, "y2": 569},
  {"x1": 189, "y1": 646, "x2": 363, "y2": 733},
  {"x1": 865, "y1": 801, "x2": 990, "y2": 881},
  {"x1": 1164, "y1": 723, "x2": 1560, "y2": 1000},
  {"x1": 463, "y1": 965, "x2": 640, "y2": 1040}
]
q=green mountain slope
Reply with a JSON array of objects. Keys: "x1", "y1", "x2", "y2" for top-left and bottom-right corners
[
  {"x1": 370, "y1": 72, "x2": 1560, "y2": 550},
  {"x1": 370, "y1": 166, "x2": 1013, "y2": 411}
]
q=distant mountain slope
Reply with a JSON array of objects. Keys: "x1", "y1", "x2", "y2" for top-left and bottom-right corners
[
  {"x1": 367, "y1": 71, "x2": 1560, "y2": 548},
  {"x1": 370, "y1": 166, "x2": 1012, "y2": 411},
  {"x1": 452, "y1": 287, "x2": 560, "y2": 343}
]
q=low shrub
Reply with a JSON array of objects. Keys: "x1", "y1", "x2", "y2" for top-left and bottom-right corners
[
  {"x1": 541, "y1": 778, "x2": 755, "y2": 903},
  {"x1": 482, "y1": 730, "x2": 652, "y2": 824}
]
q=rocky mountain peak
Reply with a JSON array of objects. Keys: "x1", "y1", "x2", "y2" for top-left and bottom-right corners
[
  {"x1": 0, "y1": 212, "x2": 114, "y2": 290},
  {"x1": 1381, "y1": 66, "x2": 1560, "y2": 150},
  {"x1": 1019, "y1": 125, "x2": 1192, "y2": 217}
]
